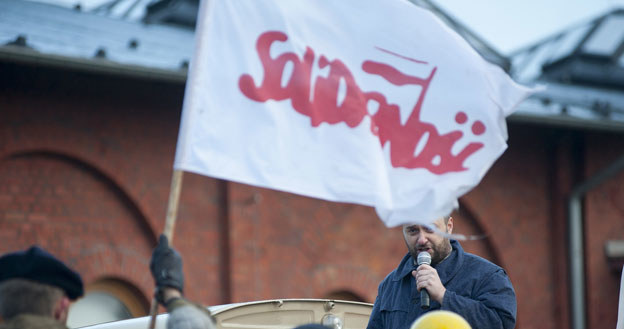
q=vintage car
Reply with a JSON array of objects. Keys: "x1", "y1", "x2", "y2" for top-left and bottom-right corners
[{"x1": 82, "y1": 299, "x2": 373, "y2": 329}]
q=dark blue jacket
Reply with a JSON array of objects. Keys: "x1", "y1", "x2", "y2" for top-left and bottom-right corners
[{"x1": 367, "y1": 240, "x2": 516, "y2": 329}]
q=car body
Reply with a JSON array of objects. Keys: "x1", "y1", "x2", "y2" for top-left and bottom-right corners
[{"x1": 81, "y1": 299, "x2": 373, "y2": 329}]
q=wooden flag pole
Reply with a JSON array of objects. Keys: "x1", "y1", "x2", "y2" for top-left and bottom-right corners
[
  {"x1": 148, "y1": 169, "x2": 184, "y2": 329},
  {"x1": 163, "y1": 169, "x2": 184, "y2": 241}
]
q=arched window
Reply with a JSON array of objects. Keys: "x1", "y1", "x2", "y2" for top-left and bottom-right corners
[
  {"x1": 66, "y1": 278, "x2": 148, "y2": 328},
  {"x1": 324, "y1": 290, "x2": 366, "y2": 303}
]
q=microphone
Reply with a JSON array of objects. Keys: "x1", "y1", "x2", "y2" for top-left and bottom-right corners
[{"x1": 417, "y1": 251, "x2": 432, "y2": 309}]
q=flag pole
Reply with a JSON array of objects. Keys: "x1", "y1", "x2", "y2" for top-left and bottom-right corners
[{"x1": 148, "y1": 169, "x2": 185, "y2": 329}]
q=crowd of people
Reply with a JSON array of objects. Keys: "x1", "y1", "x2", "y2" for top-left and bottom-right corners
[{"x1": 0, "y1": 216, "x2": 516, "y2": 329}]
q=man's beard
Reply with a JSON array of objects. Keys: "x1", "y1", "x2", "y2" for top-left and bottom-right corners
[{"x1": 410, "y1": 238, "x2": 452, "y2": 267}]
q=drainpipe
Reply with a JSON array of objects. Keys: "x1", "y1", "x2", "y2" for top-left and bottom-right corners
[{"x1": 568, "y1": 154, "x2": 624, "y2": 329}]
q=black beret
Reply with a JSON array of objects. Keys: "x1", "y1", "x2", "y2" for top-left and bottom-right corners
[{"x1": 0, "y1": 246, "x2": 84, "y2": 300}]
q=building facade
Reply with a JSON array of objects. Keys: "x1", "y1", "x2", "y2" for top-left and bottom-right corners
[{"x1": 1, "y1": 1, "x2": 623, "y2": 329}]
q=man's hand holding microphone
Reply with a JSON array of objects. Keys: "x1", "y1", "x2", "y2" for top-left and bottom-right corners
[{"x1": 412, "y1": 251, "x2": 446, "y2": 308}]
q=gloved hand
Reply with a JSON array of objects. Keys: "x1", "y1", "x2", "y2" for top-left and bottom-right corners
[{"x1": 150, "y1": 234, "x2": 184, "y2": 299}]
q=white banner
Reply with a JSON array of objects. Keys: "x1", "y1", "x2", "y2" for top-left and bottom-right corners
[{"x1": 174, "y1": 0, "x2": 532, "y2": 227}]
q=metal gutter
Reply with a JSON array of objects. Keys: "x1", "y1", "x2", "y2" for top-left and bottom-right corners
[
  {"x1": 3, "y1": 43, "x2": 624, "y2": 135},
  {"x1": 568, "y1": 154, "x2": 624, "y2": 329},
  {"x1": 508, "y1": 112, "x2": 624, "y2": 133},
  {"x1": 0, "y1": 45, "x2": 187, "y2": 84}
]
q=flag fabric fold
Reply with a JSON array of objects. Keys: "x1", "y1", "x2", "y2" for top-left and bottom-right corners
[{"x1": 174, "y1": 0, "x2": 533, "y2": 227}]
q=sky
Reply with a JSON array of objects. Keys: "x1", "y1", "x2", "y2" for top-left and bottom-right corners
[
  {"x1": 433, "y1": 0, "x2": 624, "y2": 54},
  {"x1": 30, "y1": 0, "x2": 624, "y2": 55}
]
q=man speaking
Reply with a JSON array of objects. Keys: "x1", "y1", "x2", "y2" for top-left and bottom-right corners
[{"x1": 366, "y1": 216, "x2": 516, "y2": 329}]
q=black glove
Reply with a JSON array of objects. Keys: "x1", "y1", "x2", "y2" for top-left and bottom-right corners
[{"x1": 150, "y1": 235, "x2": 184, "y2": 296}]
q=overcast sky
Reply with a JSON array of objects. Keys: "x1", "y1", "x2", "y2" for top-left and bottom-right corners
[{"x1": 30, "y1": 0, "x2": 624, "y2": 54}]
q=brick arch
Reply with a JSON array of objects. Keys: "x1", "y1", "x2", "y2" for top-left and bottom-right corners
[
  {"x1": 0, "y1": 150, "x2": 157, "y2": 244},
  {"x1": 0, "y1": 150, "x2": 158, "y2": 298},
  {"x1": 453, "y1": 199, "x2": 505, "y2": 269},
  {"x1": 75, "y1": 247, "x2": 156, "y2": 303},
  {"x1": 312, "y1": 265, "x2": 381, "y2": 303},
  {"x1": 84, "y1": 276, "x2": 151, "y2": 316},
  {"x1": 68, "y1": 276, "x2": 151, "y2": 327},
  {"x1": 324, "y1": 290, "x2": 366, "y2": 303}
]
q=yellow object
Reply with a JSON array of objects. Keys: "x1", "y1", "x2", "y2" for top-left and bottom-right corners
[{"x1": 410, "y1": 310, "x2": 472, "y2": 329}]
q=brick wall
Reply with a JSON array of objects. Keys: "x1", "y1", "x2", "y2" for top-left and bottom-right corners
[
  {"x1": 584, "y1": 132, "x2": 624, "y2": 329},
  {"x1": 1, "y1": 61, "x2": 623, "y2": 329},
  {"x1": 0, "y1": 62, "x2": 223, "y2": 306}
]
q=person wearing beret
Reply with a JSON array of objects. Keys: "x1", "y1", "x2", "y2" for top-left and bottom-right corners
[
  {"x1": 150, "y1": 234, "x2": 216, "y2": 329},
  {"x1": 0, "y1": 238, "x2": 214, "y2": 329},
  {"x1": 0, "y1": 246, "x2": 84, "y2": 329}
]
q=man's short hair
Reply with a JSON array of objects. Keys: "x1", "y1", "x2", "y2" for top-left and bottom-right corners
[{"x1": 0, "y1": 278, "x2": 65, "y2": 319}]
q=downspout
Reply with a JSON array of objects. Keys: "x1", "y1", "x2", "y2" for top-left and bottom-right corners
[
  {"x1": 569, "y1": 154, "x2": 624, "y2": 329},
  {"x1": 218, "y1": 180, "x2": 232, "y2": 304}
]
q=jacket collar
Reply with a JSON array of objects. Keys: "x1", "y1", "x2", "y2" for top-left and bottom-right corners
[{"x1": 392, "y1": 240, "x2": 464, "y2": 284}]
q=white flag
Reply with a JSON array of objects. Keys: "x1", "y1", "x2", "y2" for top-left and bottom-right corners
[{"x1": 174, "y1": 0, "x2": 532, "y2": 227}]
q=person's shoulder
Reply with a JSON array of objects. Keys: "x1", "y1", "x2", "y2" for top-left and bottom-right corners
[
  {"x1": 459, "y1": 250, "x2": 515, "y2": 296},
  {"x1": 168, "y1": 303, "x2": 216, "y2": 329},
  {"x1": 461, "y1": 250, "x2": 505, "y2": 274}
]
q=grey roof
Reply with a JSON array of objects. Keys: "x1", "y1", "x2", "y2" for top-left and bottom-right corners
[
  {"x1": 510, "y1": 9, "x2": 624, "y2": 132},
  {"x1": 0, "y1": 0, "x2": 194, "y2": 81},
  {"x1": 90, "y1": 0, "x2": 155, "y2": 22},
  {"x1": 2, "y1": 0, "x2": 623, "y2": 132},
  {"x1": 407, "y1": 2, "x2": 624, "y2": 131},
  {"x1": 143, "y1": 0, "x2": 199, "y2": 28},
  {"x1": 0, "y1": 0, "x2": 511, "y2": 81}
]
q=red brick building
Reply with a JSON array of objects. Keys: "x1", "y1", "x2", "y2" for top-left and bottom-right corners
[{"x1": 1, "y1": 1, "x2": 622, "y2": 329}]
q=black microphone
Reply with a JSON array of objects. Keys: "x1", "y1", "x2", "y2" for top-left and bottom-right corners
[{"x1": 417, "y1": 251, "x2": 431, "y2": 309}]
